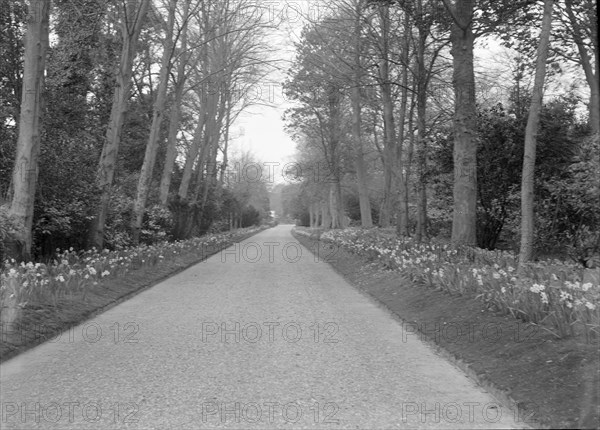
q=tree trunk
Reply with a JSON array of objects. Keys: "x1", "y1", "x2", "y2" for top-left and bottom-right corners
[
  {"x1": 219, "y1": 95, "x2": 232, "y2": 187},
  {"x1": 396, "y1": 11, "x2": 411, "y2": 236},
  {"x1": 379, "y1": 4, "x2": 395, "y2": 228},
  {"x1": 159, "y1": 0, "x2": 190, "y2": 205},
  {"x1": 319, "y1": 200, "x2": 328, "y2": 228},
  {"x1": 90, "y1": 0, "x2": 150, "y2": 249},
  {"x1": 449, "y1": 0, "x2": 478, "y2": 246},
  {"x1": 199, "y1": 90, "x2": 224, "y2": 207},
  {"x1": 178, "y1": 102, "x2": 207, "y2": 199},
  {"x1": 178, "y1": 40, "x2": 210, "y2": 200},
  {"x1": 519, "y1": 0, "x2": 554, "y2": 267},
  {"x1": 565, "y1": 0, "x2": 599, "y2": 134},
  {"x1": 8, "y1": 0, "x2": 50, "y2": 261},
  {"x1": 329, "y1": 180, "x2": 344, "y2": 229},
  {"x1": 131, "y1": 0, "x2": 177, "y2": 244},
  {"x1": 415, "y1": 13, "x2": 428, "y2": 242},
  {"x1": 404, "y1": 92, "x2": 417, "y2": 235},
  {"x1": 351, "y1": 0, "x2": 372, "y2": 228}
]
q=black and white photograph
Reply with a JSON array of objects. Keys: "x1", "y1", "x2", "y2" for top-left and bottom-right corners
[{"x1": 0, "y1": 0, "x2": 598, "y2": 428}]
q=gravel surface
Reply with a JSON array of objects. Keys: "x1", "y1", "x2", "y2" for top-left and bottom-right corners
[{"x1": 0, "y1": 225, "x2": 528, "y2": 429}]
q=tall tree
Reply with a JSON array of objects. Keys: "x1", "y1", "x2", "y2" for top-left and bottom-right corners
[
  {"x1": 350, "y1": 0, "x2": 373, "y2": 227},
  {"x1": 89, "y1": 0, "x2": 151, "y2": 249},
  {"x1": 396, "y1": 10, "x2": 412, "y2": 236},
  {"x1": 159, "y1": 0, "x2": 191, "y2": 204},
  {"x1": 444, "y1": 0, "x2": 478, "y2": 246},
  {"x1": 414, "y1": 0, "x2": 430, "y2": 242},
  {"x1": 8, "y1": 0, "x2": 50, "y2": 260},
  {"x1": 372, "y1": 2, "x2": 398, "y2": 228},
  {"x1": 519, "y1": 0, "x2": 554, "y2": 267},
  {"x1": 131, "y1": 0, "x2": 178, "y2": 244}
]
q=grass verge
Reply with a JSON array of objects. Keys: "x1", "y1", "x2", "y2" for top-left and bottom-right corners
[{"x1": 293, "y1": 230, "x2": 599, "y2": 430}]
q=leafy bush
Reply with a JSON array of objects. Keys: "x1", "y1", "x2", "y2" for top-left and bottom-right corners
[
  {"x1": 140, "y1": 205, "x2": 173, "y2": 245},
  {"x1": 241, "y1": 205, "x2": 261, "y2": 227},
  {"x1": 207, "y1": 219, "x2": 230, "y2": 234},
  {"x1": 0, "y1": 205, "x2": 22, "y2": 264},
  {"x1": 536, "y1": 133, "x2": 600, "y2": 265}
]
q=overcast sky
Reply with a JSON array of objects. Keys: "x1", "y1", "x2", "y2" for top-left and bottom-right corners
[{"x1": 228, "y1": 1, "x2": 313, "y2": 182}]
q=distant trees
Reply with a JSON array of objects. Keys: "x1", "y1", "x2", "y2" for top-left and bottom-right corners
[{"x1": 284, "y1": 17, "x2": 350, "y2": 229}]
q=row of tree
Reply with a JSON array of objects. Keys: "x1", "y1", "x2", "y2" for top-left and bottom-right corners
[
  {"x1": 1, "y1": 0, "x2": 274, "y2": 260},
  {"x1": 281, "y1": 0, "x2": 598, "y2": 265}
]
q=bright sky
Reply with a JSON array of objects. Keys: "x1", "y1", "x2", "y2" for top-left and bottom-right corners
[{"x1": 228, "y1": 1, "x2": 321, "y2": 183}]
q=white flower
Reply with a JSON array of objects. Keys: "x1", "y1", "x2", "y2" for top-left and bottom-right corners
[
  {"x1": 101, "y1": 270, "x2": 110, "y2": 277},
  {"x1": 507, "y1": 266, "x2": 515, "y2": 273},
  {"x1": 581, "y1": 282, "x2": 592, "y2": 292},
  {"x1": 493, "y1": 272, "x2": 501, "y2": 279},
  {"x1": 530, "y1": 283, "x2": 545, "y2": 294},
  {"x1": 501, "y1": 287, "x2": 506, "y2": 294},
  {"x1": 540, "y1": 292, "x2": 549, "y2": 304},
  {"x1": 585, "y1": 301, "x2": 596, "y2": 311},
  {"x1": 559, "y1": 291, "x2": 572, "y2": 302},
  {"x1": 88, "y1": 267, "x2": 97, "y2": 275},
  {"x1": 55, "y1": 275, "x2": 65, "y2": 283}
]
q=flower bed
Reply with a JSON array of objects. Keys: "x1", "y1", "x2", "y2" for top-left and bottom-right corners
[
  {"x1": 298, "y1": 227, "x2": 599, "y2": 340},
  {"x1": 1, "y1": 226, "x2": 266, "y2": 327}
]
